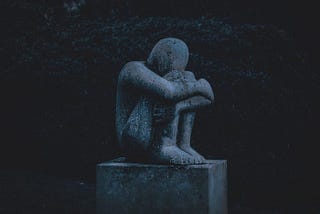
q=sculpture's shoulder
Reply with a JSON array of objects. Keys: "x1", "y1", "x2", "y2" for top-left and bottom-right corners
[
  {"x1": 121, "y1": 61, "x2": 145, "y2": 73},
  {"x1": 119, "y1": 61, "x2": 145, "y2": 82}
]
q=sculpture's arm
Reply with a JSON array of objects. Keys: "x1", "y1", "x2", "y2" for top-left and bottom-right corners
[
  {"x1": 175, "y1": 95, "x2": 212, "y2": 113},
  {"x1": 120, "y1": 62, "x2": 214, "y2": 101},
  {"x1": 181, "y1": 70, "x2": 214, "y2": 103}
]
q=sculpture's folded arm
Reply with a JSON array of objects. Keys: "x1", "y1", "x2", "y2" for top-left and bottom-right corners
[
  {"x1": 176, "y1": 95, "x2": 212, "y2": 113},
  {"x1": 120, "y1": 61, "x2": 213, "y2": 102}
]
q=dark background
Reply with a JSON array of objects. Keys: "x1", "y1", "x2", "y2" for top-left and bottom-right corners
[{"x1": 1, "y1": 0, "x2": 319, "y2": 213}]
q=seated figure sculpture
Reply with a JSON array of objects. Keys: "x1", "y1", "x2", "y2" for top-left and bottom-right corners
[{"x1": 116, "y1": 38, "x2": 214, "y2": 164}]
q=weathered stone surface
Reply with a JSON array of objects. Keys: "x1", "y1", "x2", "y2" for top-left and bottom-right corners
[
  {"x1": 96, "y1": 158, "x2": 227, "y2": 214},
  {"x1": 116, "y1": 38, "x2": 214, "y2": 164}
]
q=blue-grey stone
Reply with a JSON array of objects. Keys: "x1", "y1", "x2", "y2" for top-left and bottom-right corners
[
  {"x1": 116, "y1": 38, "x2": 214, "y2": 164},
  {"x1": 96, "y1": 158, "x2": 227, "y2": 214}
]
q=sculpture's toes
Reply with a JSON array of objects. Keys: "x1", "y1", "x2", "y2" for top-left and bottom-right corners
[
  {"x1": 179, "y1": 146, "x2": 206, "y2": 164},
  {"x1": 192, "y1": 156, "x2": 201, "y2": 164},
  {"x1": 178, "y1": 154, "x2": 197, "y2": 165},
  {"x1": 152, "y1": 145, "x2": 195, "y2": 165}
]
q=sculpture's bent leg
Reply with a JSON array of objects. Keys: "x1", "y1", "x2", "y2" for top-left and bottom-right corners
[
  {"x1": 177, "y1": 112, "x2": 206, "y2": 163},
  {"x1": 120, "y1": 97, "x2": 153, "y2": 162},
  {"x1": 151, "y1": 113, "x2": 198, "y2": 165}
]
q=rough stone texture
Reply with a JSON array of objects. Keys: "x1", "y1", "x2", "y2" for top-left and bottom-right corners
[
  {"x1": 116, "y1": 38, "x2": 214, "y2": 164},
  {"x1": 96, "y1": 159, "x2": 227, "y2": 214}
]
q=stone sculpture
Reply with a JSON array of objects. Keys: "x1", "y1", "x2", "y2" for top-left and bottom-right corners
[{"x1": 116, "y1": 38, "x2": 214, "y2": 164}]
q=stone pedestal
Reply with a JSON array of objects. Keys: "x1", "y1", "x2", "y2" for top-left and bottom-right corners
[{"x1": 96, "y1": 158, "x2": 227, "y2": 214}]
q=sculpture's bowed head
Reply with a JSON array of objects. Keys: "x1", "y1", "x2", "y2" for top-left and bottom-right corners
[{"x1": 147, "y1": 38, "x2": 189, "y2": 75}]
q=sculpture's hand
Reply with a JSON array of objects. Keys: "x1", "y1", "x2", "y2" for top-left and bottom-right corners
[
  {"x1": 197, "y1": 78, "x2": 214, "y2": 101},
  {"x1": 175, "y1": 95, "x2": 212, "y2": 113},
  {"x1": 153, "y1": 103, "x2": 177, "y2": 124}
]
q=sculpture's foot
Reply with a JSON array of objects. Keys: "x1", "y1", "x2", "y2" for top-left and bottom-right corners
[
  {"x1": 151, "y1": 145, "x2": 200, "y2": 165},
  {"x1": 179, "y1": 145, "x2": 206, "y2": 164}
]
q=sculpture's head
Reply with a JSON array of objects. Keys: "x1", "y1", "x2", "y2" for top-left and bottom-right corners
[{"x1": 147, "y1": 38, "x2": 189, "y2": 76}]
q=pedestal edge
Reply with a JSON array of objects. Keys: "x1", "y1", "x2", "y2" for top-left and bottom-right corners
[{"x1": 97, "y1": 157, "x2": 227, "y2": 169}]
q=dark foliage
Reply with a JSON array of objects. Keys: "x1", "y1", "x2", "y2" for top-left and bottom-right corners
[{"x1": 0, "y1": 170, "x2": 95, "y2": 214}]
